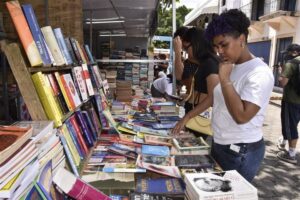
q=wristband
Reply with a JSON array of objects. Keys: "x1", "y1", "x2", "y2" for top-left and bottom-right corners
[{"x1": 221, "y1": 81, "x2": 233, "y2": 88}]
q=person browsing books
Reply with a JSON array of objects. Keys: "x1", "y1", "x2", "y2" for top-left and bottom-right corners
[
  {"x1": 205, "y1": 9, "x2": 274, "y2": 182},
  {"x1": 171, "y1": 27, "x2": 219, "y2": 135},
  {"x1": 151, "y1": 74, "x2": 176, "y2": 100}
]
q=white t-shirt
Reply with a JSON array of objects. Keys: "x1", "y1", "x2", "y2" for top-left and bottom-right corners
[
  {"x1": 212, "y1": 58, "x2": 274, "y2": 145},
  {"x1": 153, "y1": 76, "x2": 173, "y2": 95}
]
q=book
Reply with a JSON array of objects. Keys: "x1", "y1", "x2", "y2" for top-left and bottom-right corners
[
  {"x1": 130, "y1": 193, "x2": 184, "y2": 200},
  {"x1": 175, "y1": 155, "x2": 216, "y2": 168},
  {"x1": 141, "y1": 145, "x2": 170, "y2": 156},
  {"x1": 32, "y1": 72, "x2": 63, "y2": 127},
  {"x1": 72, "y1": 66, "x2": 88, "y2": 101},
  {"x1": 173, "y1": 137, "x2": 210, "y2": 151},
  {"x1": 69, "y1": 115, "x2": 89, "y2": 154},
  {"x1": 82, "y1": 111, "x2": 97, "y2": 141},
  {"x1": 6, "y1": 1, "x2": 43, "y2": 67},
  {"x1": 53, "y1": 28, "x2": 73, "y2": 65},
  {"x1": 24, "y1": 183, "x2": 47, "y2": 200},
  {"x1": 54, "y1": 72, "x2": 73, "y2": 111},
  {"x1": 69, "y1": 37, "x2": 83, "y2": 64},
  {"x1": 41, "y1": 26, "x2": 65, "y2": 66},
  {"x1": 65, "y1": 37, "x2": 77, "y2": 65},
  {"x1": 53, "y1": 168, "x2": 111, "y2": 200},
  {"x1": 0, "y1": 125, "x2": 33, "y2": 164},
  {"x1": 144, "y1": 135, "x2": 173, "y2": 146},
  {"x1": 60, "y1": 73, "x2": 82, "y2": 108},
  {"x1": 75, "y1": 111, "x2": 94, "y2": 147},
  {"x1": 135, "y1": 178, "x2": 185, "y2": 195},
  {"x1": 136, "y1": 156, "x2": 181, "y2": 178},
  {"x1": 84, "y1": 44, "x2": 95, "y2": 63},
  {"x1": 21, "y1": 4, "x2": 52, "y2": 66},
  {"x1": 65, "y1": 120, "x2": 85, "y2": 159},
  {"x1": 141, "y1": 155, "x2": 175, "y2": 166},
  {"x1": 81, "y1": 63, "x2": 95, "y2": 96},
  {"x1": 102, "y1": 163, "x2": 146, "y2": 173},
  {"x1": 184, "y1": 170, "x2": 258, "y2": 200},
  {"x1": 35, "y1": 160, "x2": 53, "y2": 200}
]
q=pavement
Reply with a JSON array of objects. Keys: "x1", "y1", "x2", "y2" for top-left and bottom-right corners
[{"x1": 252, "y1": 94, "x2": 300, "y2": 199}]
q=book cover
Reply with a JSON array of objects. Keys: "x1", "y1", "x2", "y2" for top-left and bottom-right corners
[
  {"x1": 88, "y1": 64, "x2": 100, "y2": 89},
  {"x1": 135, "y1": 178, "x2": 185, "y2": 195},
  {"x1": 69, "y1": 37, "x2": 83, "y2": 64},
  {"x1": 0, "y1": 126, "x2": 33, "y2": 165},
  {"x1": 84, "y1": 44, "x2": 95, "y2": 63},
  {"x1": 41, "y1": 26, "x2": 65, "y2": 66},
  {"x1": 75, "y1": 111, "x2": 94, "y2": 147},
  {"x1": 102, "y1": 163, "x2": 146, "y2": 173},
  {"x1": 25, "y1": 183, "x2": 47, "y2": 200},
  {"x1": 173, "y1": 137, "x2": 210, "y2": 151},
  {"x1": 53, "y1": 168, "x2": 111, "y2": 200},
  {"x1": 46, "y1": 74, "x2": 69, "y2": 114},
  {"x1": 60, "y1": 73, "x2": 82, "y2": 108},
  {"x1": 184, "y1": 170, "x2": 258, "y2": 200},
  {"x1": 72, "y1": 66, "x2": 88, "y2": 101},
  {"x1": 87, "y1": 106, "x2": 102, "y2": 133},
  {"x1": 36, "y1": 160, "x2": 53, "y2": 200},
  {"x1": 141, "y1": 155, "x2": 175, "y2": 166},
  {"x1": 31, "y1": 72, "x2": 63, "y2": 127},
  {"x1": 141, "y1": 145, "x2": 170, "y2": 156},
  {"x1": 82, "y1": 111, "x2": 97, "y2": 141},
  {"x1": 136, "y1": 156, "x2": 181, "y2": 178},
  {"x1": 81, "y1": 63, "x2": 95, "y2": 96},
  {"x1": 144, "y1": 135, "x2": 173, "y2": 146},
  {"x1": 69, "y1": 115, "x2": 89, "y2": 154},
  {"x1": 60, "y1": 124, "x2": 81, "y2": 166},
  {"x1": 53, "y1": 28, "x2": 73, "y2": 65},
  {"x1": 57, "y1": 133, "x2": 79, "y2": 177},
  {"x1": 54, "y1": 72, "x2": 73, "y2": 111},
  {"x1": 65, "y1": 37, "x2": 77, "y2": 65},
  {"x1": 6, "y1": 1, "x2": 43, "y2": 67},
  {"x1": 65, "y1": 119, "x2": 85, "y2": 159},
  {"x1": 175, "y1": 155, "x2": 215, "y2": 168},
  {"x1": 21, "y1": 4, "x2": 52, "y2": 66}
]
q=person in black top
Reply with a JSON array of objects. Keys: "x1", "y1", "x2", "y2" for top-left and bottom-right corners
[{"x1": 172, "y1": 27, "x2": 219, "y2": 134}]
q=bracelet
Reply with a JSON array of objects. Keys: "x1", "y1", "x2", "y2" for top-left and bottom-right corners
[{"x1": 221, "y1": 81, "x2": 233, "y2": 88}]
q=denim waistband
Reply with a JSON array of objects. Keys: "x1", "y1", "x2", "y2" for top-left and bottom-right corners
[{"x1": 214, "y1": 138, "x2": 264, "y2": 153}]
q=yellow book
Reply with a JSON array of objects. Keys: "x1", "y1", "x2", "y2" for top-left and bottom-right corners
[
  {"x1": 117, "y1": 126, "x2": 137, "y2": 135},
  {"x1": 60, "y1": 124, "x2": 81, "y2": 166},
  {"x1": 32, "y1": 72, "x2": 62, "y2": 127},
  {"x1": 54, "y1": 72, "x2": 73, "y2": 111}
]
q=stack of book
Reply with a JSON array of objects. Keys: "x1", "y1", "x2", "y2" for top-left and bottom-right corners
[
  {"x1": 115, "y1": 80, "x2": 132, "y2": 102},
  {"x1": 125, "y1": 63, "x2": 133, "y2": 81},
  {"x1": 132, "y1": 63, "x2": 140, "y2": 85},
  {"x1": 184, "y1": 170, "x2": 258, "y2": 200},
  {"x1": 151, "y1": 102, "x2": 179, "y2": 117}
]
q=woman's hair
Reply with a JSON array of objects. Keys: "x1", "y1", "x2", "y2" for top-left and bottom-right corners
[
  {"x1": 173, "y1": 26, "x2": 189, "y2": 38},
  {"x1": 181, "y1": 27, "x2": 216, "y2": 62},
  {"x1": 205, "y1": 9, "x2": 250, "y2": 42}
]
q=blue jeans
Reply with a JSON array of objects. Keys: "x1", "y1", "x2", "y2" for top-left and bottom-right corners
[{"x1": 211, "y1": 138, "x2": 265, "y2": 182}]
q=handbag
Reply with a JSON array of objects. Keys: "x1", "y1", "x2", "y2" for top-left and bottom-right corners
[{"x1": 184, "y1": 68, "x2": 213, "y2": 136}]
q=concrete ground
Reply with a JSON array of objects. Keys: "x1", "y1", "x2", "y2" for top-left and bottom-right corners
[{"x1": 253, "y1": 99, "x2": 300, "y2": 199}]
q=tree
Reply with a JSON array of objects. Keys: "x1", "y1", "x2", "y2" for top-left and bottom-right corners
[{"x1": 154, "y1": 1, "x2": 191, "y2": 48}]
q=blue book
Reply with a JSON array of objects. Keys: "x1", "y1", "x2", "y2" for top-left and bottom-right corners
[
  {"x1": 22, "y1": 4, "x2": 52, "y2": 66},
  {"x1": 58, "y1": 134, "x2": 79, "y2": 176},
  {"x1": 135, "y1": 178, "x2": 185, "y2": 195},
  {"x1": 65, "y1": 119, "x2": 85, "y2": 158},
  {"x1": 36, "y1": 160, "x2": 53, "y2": 200},
  {"x1": 75, "y1": 111, "x2": 94, "y2": 147},
  {"x1": 84, "y1": 44, "x2": 95, "y2": 63},
  {"x1": 53, "y1": 28, "x2": 73, "y2": 65},
  {"x1": 141, "y1": 145, "x2": 170, "y2": 156},
  {"x1": 25, "y1": 184, "x2": 47, "y2": 200},
  {"x1": 82, "y1": 111, "x2": 97, "y2": 141}
]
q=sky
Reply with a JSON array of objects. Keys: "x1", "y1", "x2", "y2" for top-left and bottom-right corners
[{"x1": 177, "y1": 0, "x2": 203, "y2": 8}]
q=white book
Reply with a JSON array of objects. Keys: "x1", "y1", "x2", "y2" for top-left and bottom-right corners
[
  {"x1": 41, "y1": 26, "x2": 65, "y2": 66},
  {"x1": 185, "y1": 170, "x2": 258, "y2": 200},
  {"x1": 81, "y1": 63, "x2": 95, "y2": 96},
  {"x1": 61, "y1": 74, "x2": 82, "y2": 107},
  {"x1": 72, "y1": 66, "x2": 88, "y2": 101}
]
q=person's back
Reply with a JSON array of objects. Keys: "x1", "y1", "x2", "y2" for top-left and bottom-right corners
[{"x1": 151, "y1": 75, "x2": 172, "y2": 98}]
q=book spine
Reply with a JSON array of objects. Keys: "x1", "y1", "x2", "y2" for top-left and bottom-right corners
[
  {"x1": 53, "y1": 28, "x2": 73, "y2": 65},
  {"x1": 64, "y1": 37, "x2": 77, "y2": 65},
  {"x1": 72, "y1": 67, "x2": 88, "y2": 101},
  {"x1": 21, "y1": 4, "x2": 52, "y2": 66},
  {"x1": 6, "y1": 1, "x2": 42, "y2": 67},
  {"x1": 80, "y1": 44, "x2": 90, "y2": 64},
  {"x1": 84, "y1": 44, "x2": 95, "y2": 63},
  {"x1": 41, "y1": 26, "x2": 65, "y2": 66},
  {"x1": 75, "y1": 111, "x2": 94, "y2": 147},
  {"x1": 69, "y1": 115, "x2": 89, "y2": 154},
  {"x1": 82, "y1": 111, "x2": 97, "y2": 141},
  {"x1": 54, "y1": 72, "x2": 73, "y2": 111},
  {"x1": 65, "y1": 120, "x2": 84, "y2": 159},
  {"x1": 88, "y1": 107, "x2": 101, "y2": 132},
  {"x1": 61, "y1": 124, "x2": 80, "y2": 166},
  {"x1": 58, "y1": 134, "x2": 79, "y2": 176},
  {"x1": 75, "y1": 40, "x2": 87, "y2": 64},
  {"x1": 81, "y1": 63, "x2": 95, "y2": 96},
  {"x1": 31, "y1": 72, "x2": 62, "y2": 127},
  {"x1": 87, "y1": 64, "x2": 100, "y2": 89},
  {"x1": 59, "y1": 74, "x2": 76, "y2": 109},
  {"x1": 70, "y1": 37, "x2": 83, "y2": 64}
]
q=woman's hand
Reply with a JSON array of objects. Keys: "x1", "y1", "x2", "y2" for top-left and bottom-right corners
[
  {"x1": 219, "y1": 60, "x2": 234, "y2": 83},
  {"x1": 171, "y1": 116, "x2": 190, "y2": 135},
  {"x1": 173, "y1": 36, "x2": 182, "y2": 54}
]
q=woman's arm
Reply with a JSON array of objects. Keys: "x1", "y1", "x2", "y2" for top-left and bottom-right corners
[
  {"x1": 171, "y1": 74, "x2": 219, "y2": 134},
  {"x1": 173, "y1": 36, "x2": 184, "y2": 80},
  {"x1": 219, "y1": 62, "x2": 260, "y2": 124}
]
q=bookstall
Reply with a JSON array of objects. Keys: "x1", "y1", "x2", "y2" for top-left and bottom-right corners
[{"x1": 0, "y1": 1, "x2": 259, "y2": 200}]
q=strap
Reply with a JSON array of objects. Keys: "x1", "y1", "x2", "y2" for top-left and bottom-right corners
[{"x1": 183, "y1": 67, "x2": 199, "y2": 102}]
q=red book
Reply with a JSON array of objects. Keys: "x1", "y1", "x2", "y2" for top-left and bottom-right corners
[
  {"x1": 69, "y1": 115, "x2": 89, "y2": 154},
  {"x1": 53, "y1": 168, "x2": 111, "y2": 200}
]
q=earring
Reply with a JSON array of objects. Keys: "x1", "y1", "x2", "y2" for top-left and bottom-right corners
[{"x1": 241, "y1": 43, "x2": 245, "y2": 49}]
